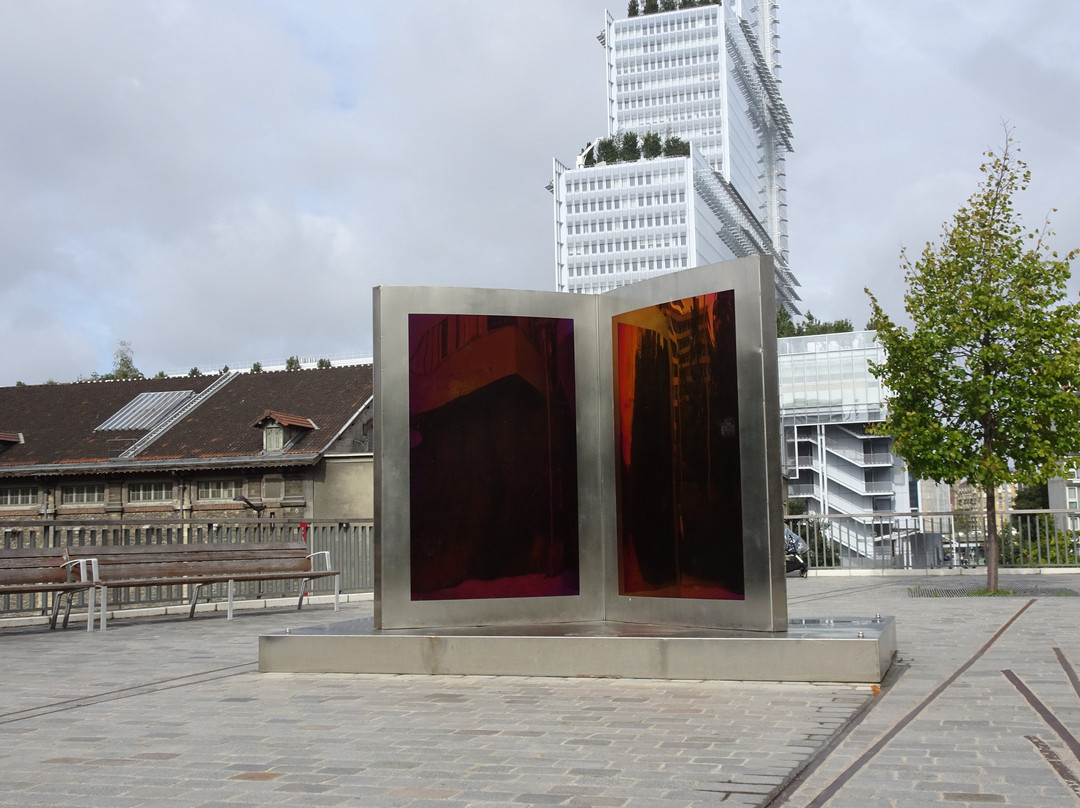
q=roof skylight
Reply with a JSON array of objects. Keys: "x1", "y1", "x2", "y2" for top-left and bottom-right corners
[{"x1": 95, "y1": 390, "x2": 195, "y2": 431}]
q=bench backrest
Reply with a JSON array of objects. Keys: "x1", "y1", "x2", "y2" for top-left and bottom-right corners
[
  {"x1": 64, "y1": 542, "x2": 316, "y2": 581},
  {"x1": 0, "y1": 548, "x2": 84, "y2": 586}
]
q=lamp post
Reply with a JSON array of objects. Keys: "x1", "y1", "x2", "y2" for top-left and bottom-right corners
[{"x1": 233, "y1": 494, "x2": 265, "y2": 515}]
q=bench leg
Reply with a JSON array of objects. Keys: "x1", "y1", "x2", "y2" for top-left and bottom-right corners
[
  {"x1": 334, "y1": 574, "x2": 340, "y2": 611},
  {"x1": 189, "y1": 584, "x2": 205, "y2": 618},
  {"x1": 98, "y1": 586, "x2": 107, "y2": 631},
  {"x1": 227, "y1": 580, "x2": 234, "y2": 620},
  {"x1": 86, "y1": 585, "x2": 95, "y2": 632},
  {"x1": 50, "y1": 592, "x2": 64, "y2": 630},
  {"x1": 297, "y1": 579, "x2": 309, "y2": 611}
]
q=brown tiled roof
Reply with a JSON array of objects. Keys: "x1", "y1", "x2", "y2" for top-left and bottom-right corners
[
  {"x1": 0, "y1": 365, "x2": 373, "y2": 475},
  {"x1": 0, "y1": 376, "x2": 218, "y2": 468},
  {"x1": 134, "y1": 365, "x2": 372, "y2": 461}
]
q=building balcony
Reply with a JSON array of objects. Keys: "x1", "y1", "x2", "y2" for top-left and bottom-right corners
[{"x1": 824, "y1": 438, "x2": 893, "y2": 468}]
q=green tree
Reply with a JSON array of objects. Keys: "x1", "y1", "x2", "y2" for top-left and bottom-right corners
[
  {"x1": 777, "y1": 307, "x2": 797, "y2": 338},
  {"x1": 250, "y1": 361, "x2": 263, "y2": 373},
  {"x1": 596, "y1": 137, "x2": 619, "y2": 164},
  {"x1": 284, "y1": 355, "x2": 302, "y2": 371},
  {"x1": 660, "y1": 0, "x2": 677, "y2": 11},
  {"x1": 641, "y1": 131, "x2": 663, "y2": 159},
  {"x1": 1007, "y1": 483, "x2": 1054, "y2": 567},
  {"x1": 866, "y1": 132, "x2": 1080, "y2": 591},
  {"x1": 82, "y1": 339, "x2": 144, "y2": 382},
  {"x1": 777, "y1": 308, "x2": 854, "y2": 338},
  {"x1": 618, "y1": 131, "x2": 640, "y2": 162},
  {"x1": 111, "y1": 340, "x2": 144, "y2": 380},
  {"x1": 662, "y1": 135, "x2": 689, "y2": 157},
  {"x1": 316, "y1": 358, "x2": 332, "y2": 369},
  {"x1": 627, "y1": 0, "x2": 640, "y2": 17},
  {"x1": 1013, "y1": 483, "x2": 1048, "y2": 510},
  {"x1": 187, "y1": 367, "x2": 201, "y2": 377},
  {"x1": 643, "y1": 0, "x2": 659, "y2": 13},
  {"x1": 85, "y1": 339, "x2": 145, "y2": 382},
  {"x1": 154, "y1": 371, "x2": 167, "y2": 378},
  {"x1": 220, "y1": 364, "x2": 230, "y2": 374},
  {"x1": 800, "y1": 312, "x2": 853, "y2": 336}
]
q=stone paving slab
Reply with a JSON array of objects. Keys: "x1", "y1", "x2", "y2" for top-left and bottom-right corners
[
  {"x1": 778, "y1": 572, "x2": 1080, "y2": 807},
  {"x1": 0, "y1": 599, "x2": 871, "y2": 807},
  {"x1": 3, "y1": 572, "x2": 1080, "y2": 806}
]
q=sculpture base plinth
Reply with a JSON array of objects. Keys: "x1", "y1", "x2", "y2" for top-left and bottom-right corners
[{"x1": 259, "y1": 616, "x2": 895, "y2": 683}]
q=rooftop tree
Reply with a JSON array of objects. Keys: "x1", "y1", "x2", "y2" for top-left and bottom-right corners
[
  {"x1": 109, "y1": 341, "x2": 144, "y2": 380},
  {"x1": 866, "y1": 131, "x2": 1080, "y2": 591},
  {"x1": 82, "y1": 339, "x2": 144, "y2": 382},
  {"x1": 663, "y1": 136, "x2": 690, "y2": 157},
  {"x1": 596, "y1": 137, "x2": 619, "y2": 164},
  {"x1": 642, "y1": 132, "x2": 663, "y2": 159},
  {"x1": 777, "y1": 309, "x2": 854, "y2": 338}
]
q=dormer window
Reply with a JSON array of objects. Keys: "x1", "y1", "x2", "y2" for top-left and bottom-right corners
[
  {"x1": 264, "y1": 422, "x2": 284, "y2": 452},
  {"x1": 252, "y1": 410, "x2": 317, "y2": 454},
  {"x1": 0, "y1": 431, "x2": 23, "y2": 455}
]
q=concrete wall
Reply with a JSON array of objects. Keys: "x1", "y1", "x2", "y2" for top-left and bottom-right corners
[{"x1": 313, "y1": 454, "x2": 374, "y2": 520}]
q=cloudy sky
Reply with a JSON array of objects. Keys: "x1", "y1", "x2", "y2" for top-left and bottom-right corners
[{"x1": 2, "y1": 0, "x2": 1078, "y2": 386}]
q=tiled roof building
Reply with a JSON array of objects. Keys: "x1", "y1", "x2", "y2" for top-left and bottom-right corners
[{"x1": 0, "y1": 365, "x2": 374, "y2": 522}]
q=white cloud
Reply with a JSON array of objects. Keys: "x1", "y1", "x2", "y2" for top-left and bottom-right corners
[{"x1": 1, "y1": 0, "x2": 1078, "y2": 385}]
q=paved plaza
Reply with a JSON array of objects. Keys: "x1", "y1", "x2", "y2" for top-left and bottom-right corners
[{"x1": 2, "y1": 572, "x2": 1080, "y2": 807}]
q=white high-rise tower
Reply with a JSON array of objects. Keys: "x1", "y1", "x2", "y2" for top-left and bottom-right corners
[{"x1": 553, "y1": 1, "x2": 799, "y2": 311}]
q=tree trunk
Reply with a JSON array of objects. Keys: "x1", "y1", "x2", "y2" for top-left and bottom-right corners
[{"x1": 985, "y1": 485, "x2": 999, "y2": 591}]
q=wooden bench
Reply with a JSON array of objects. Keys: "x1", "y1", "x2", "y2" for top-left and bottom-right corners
[
  {"x1": 65, "y1": 542, "x2": 339, "y2": 630},
  {"x1": 0, "y1": 548, "x2": 98, "y2": 631}
]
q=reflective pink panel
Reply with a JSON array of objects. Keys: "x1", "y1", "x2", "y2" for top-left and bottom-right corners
[
  {"x1": 408, "y1": 314, "x2": 579, "y2": 600},
  {"x1": 613, "y1": 292, "x2": 744, "y2": 600}
]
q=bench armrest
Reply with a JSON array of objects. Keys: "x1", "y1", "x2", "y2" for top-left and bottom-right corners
[
  {"x1": 62, "y1": 558, "x2": 99, "y2": 583},
  {"x1": 306, "y1": 550, "x2": 332, "y2": 572}
]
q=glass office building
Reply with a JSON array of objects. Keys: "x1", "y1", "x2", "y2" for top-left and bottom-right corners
[
  {"x1": 778, "y1": 331, "x2": 920, "y2": 558},
  {"x1": 553, "y1": 1, "x2": 797, "y2": 309}
]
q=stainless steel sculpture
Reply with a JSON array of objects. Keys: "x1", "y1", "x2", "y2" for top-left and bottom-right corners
[{"x1": 374, "y1": 257, "x2": 785, "y2": 633}]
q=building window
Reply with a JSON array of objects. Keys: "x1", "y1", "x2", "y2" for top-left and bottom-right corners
[
  {"x1": 263, "y1": 423, "x2": 284, "y2": 452},
  {"x1": 129, "y1": 482, "x2": 174, "y2": 502},
  {"x1": 61, "y1": 484, "x2": 105, "y2": 504},
  {"x1": 0, "y1": 486, "x2": 35, "y2": 506},
  {"x1": 197, "y1": 480, "x2": 239, "y2": 501}
]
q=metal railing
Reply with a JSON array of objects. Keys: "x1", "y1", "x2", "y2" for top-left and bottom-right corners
[
  {"x1": 786, "y1": 509, "x2": 1080, "y2": 573},
  {"x1": 7, "y1": 508, "x2": 1076, "y2": 618},
  {"x1": 0, "y1": 517, "x2": 374, "y2": 619}
]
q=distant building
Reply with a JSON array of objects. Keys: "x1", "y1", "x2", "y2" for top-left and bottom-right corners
[
  {"x1": 951, "y1": 480, "x2": 1016, "y2": 531},
  {"x1": 1048, "y1": 470, "x2": 1080, "y2": 530},
  {"x1": 0, "y1": 365, "x2": 373, "y2": 528},
  {"x1": 552, "y1": 1, "x2": 798, "y2": 310},
  {"x1": 778, "y1": 331, "x2": 904, "y2": 555},
  {"x1": 777, "y1": 331, "x2": 962, "y2": 559}
]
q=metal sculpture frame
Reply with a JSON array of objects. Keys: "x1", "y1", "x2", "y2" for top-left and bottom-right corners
[{"x1": 374, "y1": 256, "x2": 785, "y2": 632}]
